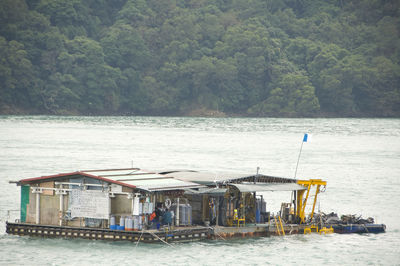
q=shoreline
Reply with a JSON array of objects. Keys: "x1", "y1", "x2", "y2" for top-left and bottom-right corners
[
  {"x1": 1, "y1": 104, "x2": 399, "y2": 119},
  {"x1": 0, "y1": 111, "x2": 398, "y2": 119}
]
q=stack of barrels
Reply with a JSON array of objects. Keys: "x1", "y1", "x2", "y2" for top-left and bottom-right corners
[{"x1": 109, "y1": 215, "x2": 143, "y2": 231}]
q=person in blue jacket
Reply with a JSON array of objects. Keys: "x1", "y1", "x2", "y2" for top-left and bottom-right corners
[{"x1": 162, "y1": 208, "x2": 172, "y2": 226}]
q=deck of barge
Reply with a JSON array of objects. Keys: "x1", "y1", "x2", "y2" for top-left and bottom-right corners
[
  {"x1": 7, "y1": 222, "x2": 382, "y2": 243},
  {"x1": 6, "y1": 222, "x2": 210, "y2": 243},
  {"x1": 6, "y1": 222, "x2": 313, "y2": 243},
  {"x1": 210, "y1": 223, "x2": 316, "y2": 239}
]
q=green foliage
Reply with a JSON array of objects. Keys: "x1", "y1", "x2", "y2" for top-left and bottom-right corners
[
  {"x1": 0, "y1": 37, "x2": 38, "y2": 109},
  {"x1": 0, "y1": 0, "x2": 399, "y2": 117},
  {"x1": 248, "y1": 73, "x2": 320, "y2": 116},
  {"x1": 100, "y1": 23, "x2": 150, "y2": 70}
]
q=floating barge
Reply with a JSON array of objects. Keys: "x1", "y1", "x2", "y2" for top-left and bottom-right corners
[
  {"x1": 6, "y1": 168, "x2": 385, "y2": 243},
  {"x1": 6, "y1": 222, "x2": 210, "y2": 243}
]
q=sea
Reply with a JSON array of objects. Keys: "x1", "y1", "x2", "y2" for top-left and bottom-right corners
[{"x1": 0, "y1": 116, "x2": 399, "y2": 265}]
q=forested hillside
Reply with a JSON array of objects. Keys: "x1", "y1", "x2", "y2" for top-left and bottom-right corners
[{"x1": 1, "y1": 0, "x2": 399, "y2": 117}]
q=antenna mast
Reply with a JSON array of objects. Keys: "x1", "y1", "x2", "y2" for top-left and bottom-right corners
[{"x1": 294, "y1": 133, "x2": 308, "y2": 179}]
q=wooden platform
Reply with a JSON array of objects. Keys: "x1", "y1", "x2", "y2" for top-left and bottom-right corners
[
  {"x1": 8, "y1": 222, "x2": 377, "y2": 243},
  {"x1": 209, "y1": 224, "x2": 311, "y2": 239},
  {"x1": 4, "y1": 222, "x2": 320, "y2": 243},
  {"x1": 6, "y1": 222, "x2": 210, "y2": 243}
]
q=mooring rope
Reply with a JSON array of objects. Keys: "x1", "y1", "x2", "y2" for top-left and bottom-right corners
[
  {"x1": 209, "y1": 226, "x2": 226, "y2": 241},
  {"x1": 147, "y1": 231, "x2": 173, "y2": 247},
  {"x1": 135, "y1": 230, "x2": 145, "y2": 248}
]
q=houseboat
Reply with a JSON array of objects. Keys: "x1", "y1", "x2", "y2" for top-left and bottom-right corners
[{"x1": 6, "y1": 168, "x2": 385, "y2": 243}]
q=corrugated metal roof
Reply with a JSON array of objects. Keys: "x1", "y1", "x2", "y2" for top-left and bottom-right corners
[
  {"x1": 18, "y1": 171, "x2": 138, "y2": 189},
  {"x1": 17, "y1": 168, "x2": 204, "y2": 191},
  {"x1": 86, "y1": 172, "x2": 168, "y2": 181},
  {"x1": 121, "y1": 178, "x2": 205, "y2": 192},
  {"x1": 17, "y1": 168, "x2": 298, "y2": 192},
  {"x1": 81, "y1": 169, "x2": 154, "y2": 178},
  {"x1": 163, "y1": 171, "x2": 297, "y2": 185},
  {"x1": 185, "y1": 187, "x2": 228, "y2": 195},
  {"x1": 230, "y1": 183, "x2": 306, "y2": 192},
  {"x1": 164, "y1": 171, "x2": 254, "y2": 185}
]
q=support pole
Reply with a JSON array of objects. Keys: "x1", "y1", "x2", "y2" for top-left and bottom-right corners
[
  {"x1": 131, "y1": 195, "x2": 135, "y2": 215},
  {"x1": 216, "y1": 197, "x2": 219, "y2": 226},
  {"x1": 294, "y1": 141, "x2": 304, "y2": 179},
  {"x1": 275, "y1": 215, "x2": 281, "y2": 236},
  {"x1": 176, "y1": 197, "x2": 180, "y2": 226},
  {"x1": 108, "y1": 193, "x2": 112, "y2": 226},
  {"x1": 310, "y1": 185, "x2": 320, "y2": 221},
  {"x1": 254, "y1": 192, "x2": 257, "y2": 224},
  {"x1": 296, "y1": 190, "x2": 305, "y2": 218},
  {"x1": 35, "y1": 192, "x2": 40, "y2": 224},
  {"x1": 59, "y1": 193, "x2": 63, "y2": 226},
  {"x1": 293, "y1": 191, "x2": 297, "y2": 223},
  {"x1": 300, "y1": 184, "x2": 312, "y2": 223},
  {"x1": 294, "y1": 133, "x2": 308, "y2": 179},
  {"x1": 278, "y1": 215, "x2": 285, "y2": 236}
]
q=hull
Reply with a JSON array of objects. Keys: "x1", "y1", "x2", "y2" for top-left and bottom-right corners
[
  {"x1": 331, "y1": 224, "x2": 386, "y2": 234},
  {"x1": 6, "y1": 222, "x2": 210, "y2": 243},
  {"x1": 6, "y1": 222, "x2": 386, "y2": 244}
]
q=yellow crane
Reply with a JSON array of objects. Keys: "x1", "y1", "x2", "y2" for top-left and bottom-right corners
[{"x1": 296, "y1": 179, "x2": 327, "y2": 224}]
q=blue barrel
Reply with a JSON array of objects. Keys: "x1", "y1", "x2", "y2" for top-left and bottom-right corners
[
  {"x1": 256, "y1": 208, "x2": 261, "y2": 223},
  {"x1": 117, "y1": 216, "x2": 125, "y2": 230},
  {"x1": 109, "y1": 216, "x2": 116, "y2": 229}
]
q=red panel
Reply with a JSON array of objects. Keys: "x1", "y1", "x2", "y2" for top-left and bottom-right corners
[{"x1": 18, "y1": 171, "x2": 136, "y2": 188}]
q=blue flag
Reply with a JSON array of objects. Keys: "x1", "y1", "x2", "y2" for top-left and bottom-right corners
[{"x1": 303, "y1": 133, "x2": 308, "y2": 142}]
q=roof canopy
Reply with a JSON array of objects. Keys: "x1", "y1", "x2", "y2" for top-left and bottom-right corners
[
  {"x1": 17, "y1": 168, "x2": 204, "y2": 192},
  {"x1": 230, "y1": 183, "x2": 306, "y2": 192},
  {"x1": 161, "y1": 170, "x2": 297, "y2": 185},
  {"x1": 17, "y1": 171, "x2": 137, "y2": 189},
  {"x1": 81, "y1": 169, "x2": 205, "y2": 192},
  {"x1": 16, "y1": 168, "x2": 301, "y2": 192}
]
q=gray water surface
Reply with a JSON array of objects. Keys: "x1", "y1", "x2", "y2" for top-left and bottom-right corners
[{"x1": 0, "y1": 116, "x2": 399, "y2": 265}]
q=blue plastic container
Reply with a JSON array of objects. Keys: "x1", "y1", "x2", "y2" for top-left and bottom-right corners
[
  {"x1": 109, "y1": 216, "x2": 116, "y2": 229},
  {"x1": 256, "y1": 209, "x2": 261, "y2": 223},
  {"x1": 117, "y1": 225, "x2": 125, "y2": 230}
]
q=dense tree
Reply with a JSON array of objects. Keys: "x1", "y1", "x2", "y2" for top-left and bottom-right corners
[
  {"x1": 0, "y1": 37, "x2": 38, "y2": 110},
  {"x1": 0, "y1": 0, "x2": 399, "y2": 117},
  {"x1": 248, "y1": 73, "x2": 320, "y2": 116},
  {"x1": 100, "y1": 23, "x2": 150, "y2": 70}
]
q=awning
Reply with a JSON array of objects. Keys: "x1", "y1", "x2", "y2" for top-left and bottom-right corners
[
  {"x1": 125, "y1": 178, "x2": 206, "y2": 192},
  {"x1": 163, "y1": 171, "x2": 296, "y2": 186},
  {"x1": 184, "y1": 187, "x2": 227, "y2": 195},
  {"x1": 230, "y1": 183, "x2": 306, "y2": 192},
  {"x1": 82, "y1": 169, "x2": 205, "y2": 192}
]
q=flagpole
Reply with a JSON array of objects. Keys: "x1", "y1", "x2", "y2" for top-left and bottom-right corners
[{"x1": 294, "y1": 133, "x2": 307, "y2": 179}]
